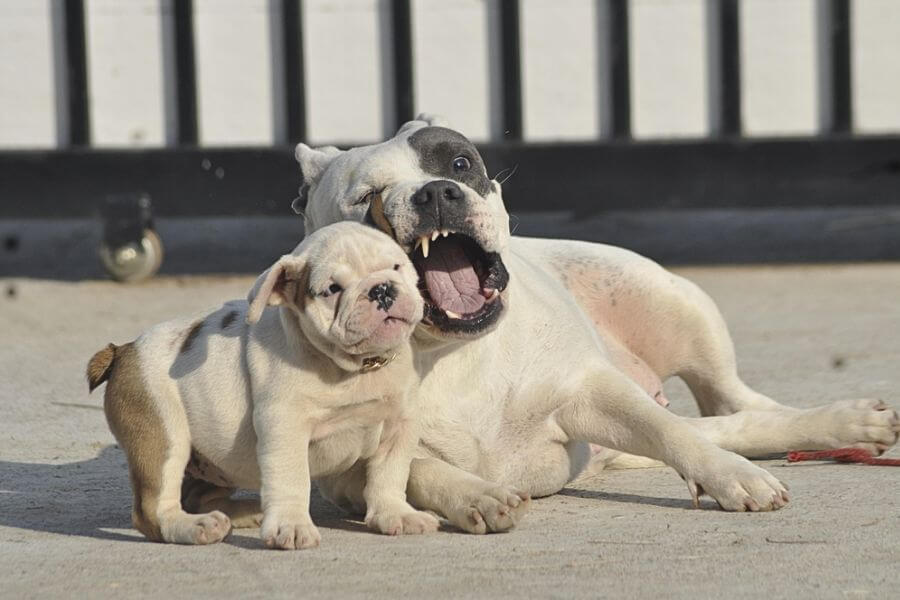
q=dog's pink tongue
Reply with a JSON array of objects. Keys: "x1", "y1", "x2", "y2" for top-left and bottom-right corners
[{"x1": 422, "y1": 240, "x2": 485, "y2": 315}]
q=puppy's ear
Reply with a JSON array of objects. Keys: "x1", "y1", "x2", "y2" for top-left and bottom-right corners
[
  {"x1": 246, "y1": 255, "x2": 307, "y2": 324},
  {"x1": 396, "y1": 113, "x2": 452, "y2": 136}
]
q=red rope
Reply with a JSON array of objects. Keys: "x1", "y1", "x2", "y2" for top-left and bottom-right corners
[{"x1": 787, "y1": 448, "x2": 900, "y2": 466}]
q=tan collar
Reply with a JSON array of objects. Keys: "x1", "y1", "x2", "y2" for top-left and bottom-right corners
[{"x1": 360, "y1": 353, "x2": 397, "y2": 373}]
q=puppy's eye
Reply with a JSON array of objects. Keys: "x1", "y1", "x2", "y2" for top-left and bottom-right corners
[
  {"x1": 452, "y1": 156, "x2": 471, "y2": 172},
  {"x1": 355, "y1": 190, "x2": 377, "y2": 206},
  {"x1": 393, "y1": 263, "x2": 401, "y2": 271},
  {"x1": 320, "y1": 283, "x2": 343, "y2": 297}
]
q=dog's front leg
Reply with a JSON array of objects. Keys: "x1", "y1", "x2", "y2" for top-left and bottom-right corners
[
  {"x1": 255, "y1": 402, "x2": 320, "y2": 550},
  {"x1": 555, "y1": 368, "x2": 790, "y2": 512},
  {"x1": 363, "y1": 400, "x2": 440, "y2": 535},
  {"x1": 406, "y1": 458, "x2": 531, "y2": 534}
]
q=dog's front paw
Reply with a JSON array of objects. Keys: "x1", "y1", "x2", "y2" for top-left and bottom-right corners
[
  {"x1": 685, "y1": 452, "x2": 789, "y2": 512},
  {"x1": 261, "y1": 509, "x2": 321, "y2": 550},
  {"x1": 447, "y1": 485, "x2": 531, "y2": 534},
  {"x1": 367, "y1": 506, "x2": 440, "y2": 535},
  {"x1": 807, "y1": 399, "x2": 899, "y2": 455}
]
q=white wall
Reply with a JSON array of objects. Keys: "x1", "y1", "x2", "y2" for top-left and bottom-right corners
[
  {"x1": 411, "y1": 0, "x2": 499, "y2": 142},
  {"x1": 520, "y1": 0, "x2": 600, "y2": 141},
  {"x1": 852, "y1": 0, "x2": 900, "y2": 133},
  {"x1": 1, "y1": 0, "x2": 899, "y2": 149},
  {"x1": 0, "y1": 0, "x2": 59, "y2": 148},
  {"x1": 631, "y1": 0, "x2": 709, "y2": 138},
  {"x1": 86, "y1": 0, "x2": 169, "y2": 147},
  {"x1": 193, "y1": 0, "x2": 278, "y2": 145}
]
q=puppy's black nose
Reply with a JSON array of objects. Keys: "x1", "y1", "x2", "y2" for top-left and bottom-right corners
[
  {"x1": 368, "y1": 282, "x2": 397, "y2": 311},
  {"x1": 411, "y1": 180, "x2": 463, "y2": 205}
]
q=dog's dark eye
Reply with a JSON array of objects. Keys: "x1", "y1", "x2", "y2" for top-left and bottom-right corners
[
  {"x1": 321, "y1": 283, "x2": 343, "y2": 297},
  {"x1": 452, "y1": 156, "x2": 471, "y2": 172},
  {"x1": 393, "y1": 263, "x2": 401, "y2": 271}
]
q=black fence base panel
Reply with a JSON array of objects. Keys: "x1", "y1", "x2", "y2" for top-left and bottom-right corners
[{"x1": 1, "y1": 136, "x2": 899, "y2": 219}]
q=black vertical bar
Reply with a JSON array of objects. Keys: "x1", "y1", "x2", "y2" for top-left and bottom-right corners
[
  {"x1": 828, "y1": 0, "x2": 852, "y2": 133},
  {"x1": 609, "y1": 0, "x2": 630, "y2": 139},
  {"x1": 282, "y1": 0, "x2": 306, "y2": 143},
  {"x1": 63, "y1": 0, "x2": 90, "y2": 146},
  {"x1": 717, "y1": 0, "x2": 741, "y2": 136},
  {"x1": 174, "y1": 0, "x2": 198, "y2": 145},
  {"x1": 499, "y1": 0, "x2": 522, "y2": 140},
  {"x1": 391, "y1": 0, "x2": 414, "y2": 128}
]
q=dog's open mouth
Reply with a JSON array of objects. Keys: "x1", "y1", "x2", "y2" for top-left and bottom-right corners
[{"x1": 409, "y1": 232, "x2": 508, "y2": 334}]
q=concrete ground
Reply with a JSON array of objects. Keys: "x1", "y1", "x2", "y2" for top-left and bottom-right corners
[{"x1": 1, "y1": 264, "x2": 898, "y2": 599}]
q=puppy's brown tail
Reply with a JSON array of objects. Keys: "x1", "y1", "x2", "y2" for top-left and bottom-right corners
[{"x1": 87, "y1": 343, "x2": 118, "y2": 392}]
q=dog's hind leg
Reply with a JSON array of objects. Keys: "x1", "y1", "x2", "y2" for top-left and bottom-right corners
[
  {"x1": 103, "y1": 343, "x2": 231, "y2": 544},
  {"x1": 665, "y1": 282, "x2": 900, "y2": 454},
  {"x1": 555, "y1": 366, "x2": 790, "y2": 511},
  {"x1": 181, "y1": 476, "x2": 262, "y2": 529}
]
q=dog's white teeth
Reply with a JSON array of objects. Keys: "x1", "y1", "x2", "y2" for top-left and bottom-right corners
[
  {"x1": 486, "y1": 288, "x2": 500, "y2": 302},
  {"x1": 444, "y1": 309, "x2": 461, "y2": 319},
  {"x1": 420, "y1": 236, "x2": 430, "y2": 258},
  {"x1": 413, "y1": 238, "x2": 422, "y2": 253},
  {"x1": 431, "y1": 230, "x2": 440, "y2": 241},
  {"x1": 441, "y1": 229, "x2": 450, "y2": 238}
]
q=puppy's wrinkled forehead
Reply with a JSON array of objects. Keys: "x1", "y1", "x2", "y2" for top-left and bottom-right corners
[
  {"x1": 305, "y1": 226, "x2": 405, "y2": 289},
  {"x1": 407, "y1": 127, "x2": 491, "y2": 197}
]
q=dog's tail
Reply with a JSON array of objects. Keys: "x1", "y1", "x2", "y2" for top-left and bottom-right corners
[{"x1": 87, "y1": 343, "x2": 118, "y2": 392}]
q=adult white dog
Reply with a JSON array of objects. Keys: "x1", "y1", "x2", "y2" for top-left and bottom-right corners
[{"x1": 290, "y1": 115, "x2": 899, "y2": 534}]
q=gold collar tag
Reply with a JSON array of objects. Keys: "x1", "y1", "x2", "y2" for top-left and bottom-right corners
[{"x1": 360, "y1": 353, "x2": 396, "y2": 373}]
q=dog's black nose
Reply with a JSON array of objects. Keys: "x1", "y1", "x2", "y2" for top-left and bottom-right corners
[
  {"x1": 411, "y1": 180, "x2": 463, "y2": 205},
  {"x1": 368, "y1": 282, "x2": 397, "y2": 311}
]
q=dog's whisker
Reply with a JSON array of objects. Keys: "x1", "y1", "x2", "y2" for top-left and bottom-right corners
[{"x1": 492, "y1": 164, "x2": 519, "y2": 186}]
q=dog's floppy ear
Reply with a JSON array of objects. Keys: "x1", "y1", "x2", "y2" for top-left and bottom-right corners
[
  {"x1": 292, "y1": 144, "x2": 343, "y2": 214},
  {"x1": 246, "y1": 255, "x2": 307, "y2": 324},
  {"x1": 396, "y1": 113, "x2": 452, "y2": 136}
]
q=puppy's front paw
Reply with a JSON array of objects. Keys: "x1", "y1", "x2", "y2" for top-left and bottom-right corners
[
  {"x1": 261, "y1": 509, "x2": 321, "y2": 550},
  {"x1": 367, "y1": 506, "x2": 440, "y2": 535},
  {"x1": 685, "y1": 452, "x2": 789, "y2": 512}
]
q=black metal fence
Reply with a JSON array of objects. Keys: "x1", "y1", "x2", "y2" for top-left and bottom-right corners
[{"x1": 2, "y1": 0, "x2": 899, "y2": 261}]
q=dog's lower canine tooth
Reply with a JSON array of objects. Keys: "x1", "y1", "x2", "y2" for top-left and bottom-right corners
[
  {"x1": 486, "y1": 288, "x2": 499, "y2": 302},
  {"x1": 445, "y1": 310, "x2": 461, "y2": 319},
  {"x1": 421, "y1": 236, "x2": 430, "y2": 258}
]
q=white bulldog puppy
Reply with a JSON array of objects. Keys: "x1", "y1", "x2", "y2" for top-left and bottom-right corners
[
  {"x1": 282, "y1": 114, "x2": 897, "y2": 532},
  {"x1": 87, "y1": 222, "x2": 438, "y2": 549}
]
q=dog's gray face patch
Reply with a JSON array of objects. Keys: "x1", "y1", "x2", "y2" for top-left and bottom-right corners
[{"x1": 407, "y1": 127, "x2": 491, "y2": 197}]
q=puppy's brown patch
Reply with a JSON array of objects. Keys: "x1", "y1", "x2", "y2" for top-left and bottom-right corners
[
  {"x1": 102, "y1": 343, "x2": 167, "y2": 541},
  {"x1": 87, "y1": 343, "x2": 117, "y2": 392},
  {"x1": 180, "y1": 320, "x2": 204, "y2": 354},
  {"x1": 285, "y1": 263, "x2": 311, "y2": 311}
]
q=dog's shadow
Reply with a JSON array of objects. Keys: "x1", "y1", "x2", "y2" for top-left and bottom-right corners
[
  {"x1": 559, "y1": 487, "x2": 719, "y2": 510},
  {"x1": 0, "y1": 445, "x2": 370, "y2": 547}
]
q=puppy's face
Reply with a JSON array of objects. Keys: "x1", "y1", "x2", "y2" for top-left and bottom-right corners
[
  {"x1": 294, "y1": 116, "x2": 511, "y2": 341},
  {"x1": 247, "y1": 222, "x2": 423, "y2": 370}
]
